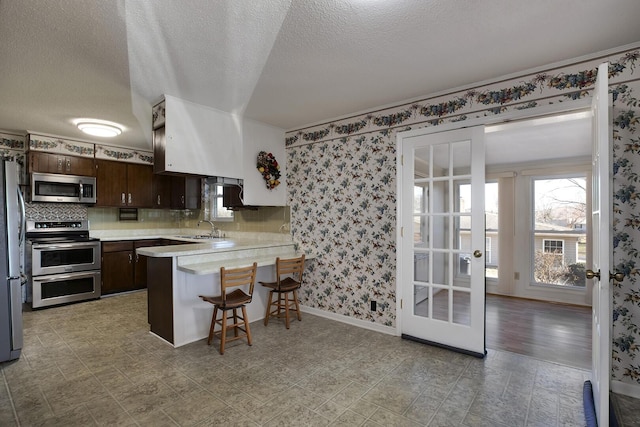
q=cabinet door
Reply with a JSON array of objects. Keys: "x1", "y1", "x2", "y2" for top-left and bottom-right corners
[
  {"x1": 101, "y1": 250, "x2": 134, "y2": 295},
  {"x1": 28, "y1": 152, "x2": 95, "y2": 176},
  {"x1": 28, "y1": 152, "x2": 58, "y2": 174},
  {"x1": 223, "y1": 185, "x2": 243, "y2": 208},
  {"x1": 126, "y1": 164, "x2": 153, "y2": 208},
  {"x1": 95, "y1": 160, "x2": 127, "y2": 207},
  {"x1": 171, "y1": 176, "x2": 201, "y2": 209},
  {"x1": 134, "y1": 239, "x2": 161, "y2": 290},
  {"x1": 184, "y1": 176, "x2": 202, "y2": 209},
  {"x1": 170, "y1": 176, "x2": 186, "y2": 209},
  {"x1": 152, "y1": 173, "x2": 172, "y2": 208},
  {"x1": 67, "y1": 156, "x2": 95, "y2": 176}
]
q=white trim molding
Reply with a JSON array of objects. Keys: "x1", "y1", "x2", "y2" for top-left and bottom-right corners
[
  {"x1": 300, "y1": 305, "x2": 398, "y2": 336},
  {"x1": 612, "y1": 380, "x2": 640, "y2": 400}
]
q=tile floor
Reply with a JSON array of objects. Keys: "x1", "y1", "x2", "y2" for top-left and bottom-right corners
[{"x1": 0, "y1": 291, "x2": 595, "y2": 426}]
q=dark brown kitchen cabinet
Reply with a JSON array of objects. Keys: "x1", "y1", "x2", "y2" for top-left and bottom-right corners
[
  {"x1": 102, "y1": 239, "x2": 168, "y2": 295},
  {"x1": 28, "y1": 151, "x2": 95, "y2": 176},
  {"x1": 152, "y1": 173, "x2": 172, "y2": 208},
  {"x1": 95, "y1": 159, "x2": 153, "y2": 208},
  {"x1": 134, "y1": 239, "x2": 164, "y2": 289},
  {"x1": 101, "y1": 241, "x2": 135, "y2": 295},
  {"x1": 171, "y1": 176, "x2": 201, "y2": 209}
]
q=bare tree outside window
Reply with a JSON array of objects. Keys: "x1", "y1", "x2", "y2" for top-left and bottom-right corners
[{"x1": 533, "y1": 176, "x2": 587, "y2": 287}]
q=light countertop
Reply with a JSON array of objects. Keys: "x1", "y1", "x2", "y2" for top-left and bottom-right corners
[
  {"x1": 92, "y1": 229, "x2": 311, "y2": 275},
  {"x1": 136, "y1": 238, "x2": 295, "y2": 258}
]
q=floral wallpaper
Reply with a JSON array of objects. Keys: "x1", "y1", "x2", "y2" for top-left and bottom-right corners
[
  {"x1": 286, "y1": 47, "x2": 640, "y2": 388},
  {"x1": 612, "y1": 79, "x2": 640, "y2": 385}
]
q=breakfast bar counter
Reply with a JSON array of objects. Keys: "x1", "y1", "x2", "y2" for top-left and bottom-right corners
[{"x1": 135, "y1": 235, "x2": 308, "y2": 347}]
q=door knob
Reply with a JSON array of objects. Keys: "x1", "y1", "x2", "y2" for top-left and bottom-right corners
[
  {"x1": 611, "y1": 272, "x2": 624, "y2": 282},
  {"x1": 473, "y1": 250, "x2": 482, "y2": 258},
  {"x1": 585, "y1": 269, "x2": 600, "y2": 280}
]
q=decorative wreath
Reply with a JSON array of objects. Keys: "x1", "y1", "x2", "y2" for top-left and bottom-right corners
[{"x1": 256, "y1": 151, "x2": 281, "y2": 190}]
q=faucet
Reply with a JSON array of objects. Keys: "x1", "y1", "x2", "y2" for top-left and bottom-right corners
[{"x1": 197, "y1": 220, "x2": 218, "y2": 238}]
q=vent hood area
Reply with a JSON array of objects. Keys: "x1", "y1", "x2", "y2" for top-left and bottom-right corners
[{"x1": 153, "y1": 95, "x2": 286, "y2": 206}]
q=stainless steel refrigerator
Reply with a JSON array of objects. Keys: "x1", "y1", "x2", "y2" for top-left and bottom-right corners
[{"x1": 0, "y1": 161, "x2": 24, "y2": 362}]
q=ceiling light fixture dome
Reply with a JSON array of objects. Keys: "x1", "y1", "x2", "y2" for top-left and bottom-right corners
[{"x1": 75, "y1": 119, "x2": 123, "y2": 137}]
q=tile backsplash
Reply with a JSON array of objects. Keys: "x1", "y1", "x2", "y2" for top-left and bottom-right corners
[
  {"x1": 25, "y1": 202, "x2": 88, "y2": 220},
  {"x1": 25, "y1": 202, "x2": 289, "y2": 234}
]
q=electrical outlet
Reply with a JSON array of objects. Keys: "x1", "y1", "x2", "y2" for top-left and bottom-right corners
[{"x1": 370, "y1": 300, "x2": 377, "y2": 311}]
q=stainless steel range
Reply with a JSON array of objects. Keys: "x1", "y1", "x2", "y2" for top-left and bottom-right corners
[{"x1": 26, "y1": 219, "x2": 101, "y2": 308}]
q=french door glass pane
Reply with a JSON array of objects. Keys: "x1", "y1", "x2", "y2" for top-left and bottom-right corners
[
  {"x1": 432, "y1": 143, "x2": 449, "y2": 177},
  {"x1": 432, "y1": 288, "x2": 449, "y2": 322},
  {"x1": 413, "y1": 215, "x2": 428, "y2": 247},
  {"x1": 414, "y1": 184, "x2": 428, "y2": 214},
  {"x1": 451, "y1": 141, "x2": 471, "y2": 176},
  {"x1": 413, "y1": 285, "x2": 429, "y2": 318},
  {"x1": 452, "y1": 290, "x2": 471, "y2": 326},
  {"x1": 414, "y1": 252, "x2": 429, "y2": 282},
  {"x1": 431, "y1": 180, "x2": 449, "y2": 213}
]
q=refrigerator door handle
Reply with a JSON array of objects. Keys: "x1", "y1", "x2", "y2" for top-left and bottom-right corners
[{"x1": 17, "y1": 187, "x2": 25, "y2": 247}]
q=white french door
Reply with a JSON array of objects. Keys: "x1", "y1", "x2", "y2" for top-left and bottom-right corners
[
  {"x1": 590, "y1": 61, "x2": 612, "y2": 426},
  {"x1": 400, "y1": 126, "x2": 486, "y2": 357}
]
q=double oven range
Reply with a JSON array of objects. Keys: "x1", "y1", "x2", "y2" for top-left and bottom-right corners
[{"x1": 26, "y1": 220, "x2": 101, "y2": 308}]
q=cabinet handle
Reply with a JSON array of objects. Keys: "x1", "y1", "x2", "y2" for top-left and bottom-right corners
[
  {"x1": 66, "y1": 158, "x2": 71, "y2": 172},
  {"x1": 181, "y1": 195, "x2": 185, "y2": 205},
  {"x1": 135, "y1": 253, "x2": 139, "y2": 263},
  {"x1": 128, "y1": 253, "x2": 132, "y2": 263},
  {"x1": 128, "y1": 193, "x2": 132, "y2": 204},
  {"x1": 157, "y1": 195, "x2": 161, "y2": 205},
  {"x1": 57, "y1": 158, "x2": 63, "y2": 172},
  {"x1": 121, "y1": 193, "x2": 126, "y2": 204}
]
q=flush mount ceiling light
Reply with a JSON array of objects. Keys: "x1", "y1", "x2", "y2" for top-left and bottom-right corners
[{"x1": 74, "y1": 119, "x2": 123, "y2": 137}]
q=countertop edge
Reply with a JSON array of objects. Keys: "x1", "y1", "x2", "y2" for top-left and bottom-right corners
[{"x1": 177, "y1": 253, "x2": 316, "y2": 275}]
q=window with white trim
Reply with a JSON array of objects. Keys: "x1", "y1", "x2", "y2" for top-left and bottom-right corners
[
  {"x1": 532, "y1": 175, "x2": 586, "y2": 287},
  {"x1": 206, "y1": 183, "x2": 234, "y2": 221}
]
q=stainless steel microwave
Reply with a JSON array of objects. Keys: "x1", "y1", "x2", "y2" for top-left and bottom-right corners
[{"x1": 31, "y1": 172, "x2": 96, "y2": 204}]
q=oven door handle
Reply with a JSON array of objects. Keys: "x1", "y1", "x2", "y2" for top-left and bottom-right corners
[
  {"x1": 31, "y1": 242, "x2": 99, "y2": 250},
  {"x1": 34, "y1": 271, "x2": 100, "y2": 282}
]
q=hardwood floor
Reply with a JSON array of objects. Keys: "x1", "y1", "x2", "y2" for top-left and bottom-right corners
[
  {"x1": 414, "y1": 292, "x2": 592, "y2": 369},
  {"x1": 485, "y1": 294, "x2": 592, "y2": 370}
]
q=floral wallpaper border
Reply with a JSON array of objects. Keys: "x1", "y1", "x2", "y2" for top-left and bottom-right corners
[
  {"x1": 286, "y1": 51, "x2": 639, "y2": 147},
  {"x1": 286, "y1": 46, "x2": 640, "y2": 388},
  {"x1": 29, "y1": 134, "x2": 95, "y2": 158},
  {"x1": 94, "y1": 144, "x2": 153, "y2": 165}
]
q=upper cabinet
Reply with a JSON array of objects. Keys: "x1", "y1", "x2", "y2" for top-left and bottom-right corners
[
  {"x1": 94, "y1": 145, "x2": 154, "y2": 208},
  {"x1": 152, "y1": 96, "x2": 286, "y2": 206},
  {"x1": 153, "y1": 95, "x2": 243, "y2": 179},
  {"x1": 95, "y1": 160, "x2": 153, "y2": 208},
  {"x1": 28, "y1": 151, "x2": 95, "y2": 176},
  {"x1": 28, "y1": 134, "x2": 95, "y2": 176}
]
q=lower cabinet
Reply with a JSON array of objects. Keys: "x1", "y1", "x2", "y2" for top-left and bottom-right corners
[
  {"x1": 101, "y1": 241, "x2": 135, "y2": 295},
  {"x1": 102, "y1": 239, "x2": 169, "y2": 295}
]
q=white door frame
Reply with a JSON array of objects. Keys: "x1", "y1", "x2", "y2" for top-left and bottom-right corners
[{"x1": 395, "y1": 98, "x2": 591, "y2": 336}]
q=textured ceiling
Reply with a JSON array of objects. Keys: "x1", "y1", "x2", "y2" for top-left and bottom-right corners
[{"x1": 0, "y1": 0, "x2": 639, "y2": 151}]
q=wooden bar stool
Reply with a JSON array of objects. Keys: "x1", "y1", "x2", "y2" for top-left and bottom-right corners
[
  {"x1": 199, "y1": 262, "x2": 257, "y2": 354},
  {"x1": 259, "y1": 254, "x2": 305, "y2": 329}
]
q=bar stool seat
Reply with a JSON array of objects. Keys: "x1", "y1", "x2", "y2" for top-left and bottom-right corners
[
  {"x1": 259, "y1": 254, "x2": 305, "y2": 329},
  {"x1": 199, "y1": 262, "x2": 257, "y2": 354}
]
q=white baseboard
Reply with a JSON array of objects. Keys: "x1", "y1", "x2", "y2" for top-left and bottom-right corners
[
  {"x1": 300, "y1": 305, "x2": 397, "y2": 336},
  {"x1": 612, "y1": 380, "x2": 640, "y2": 399}
]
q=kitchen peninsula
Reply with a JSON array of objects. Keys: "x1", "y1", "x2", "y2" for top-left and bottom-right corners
[{"x1": 135, "y1": 234, "x2": 305, "y2": 347}]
